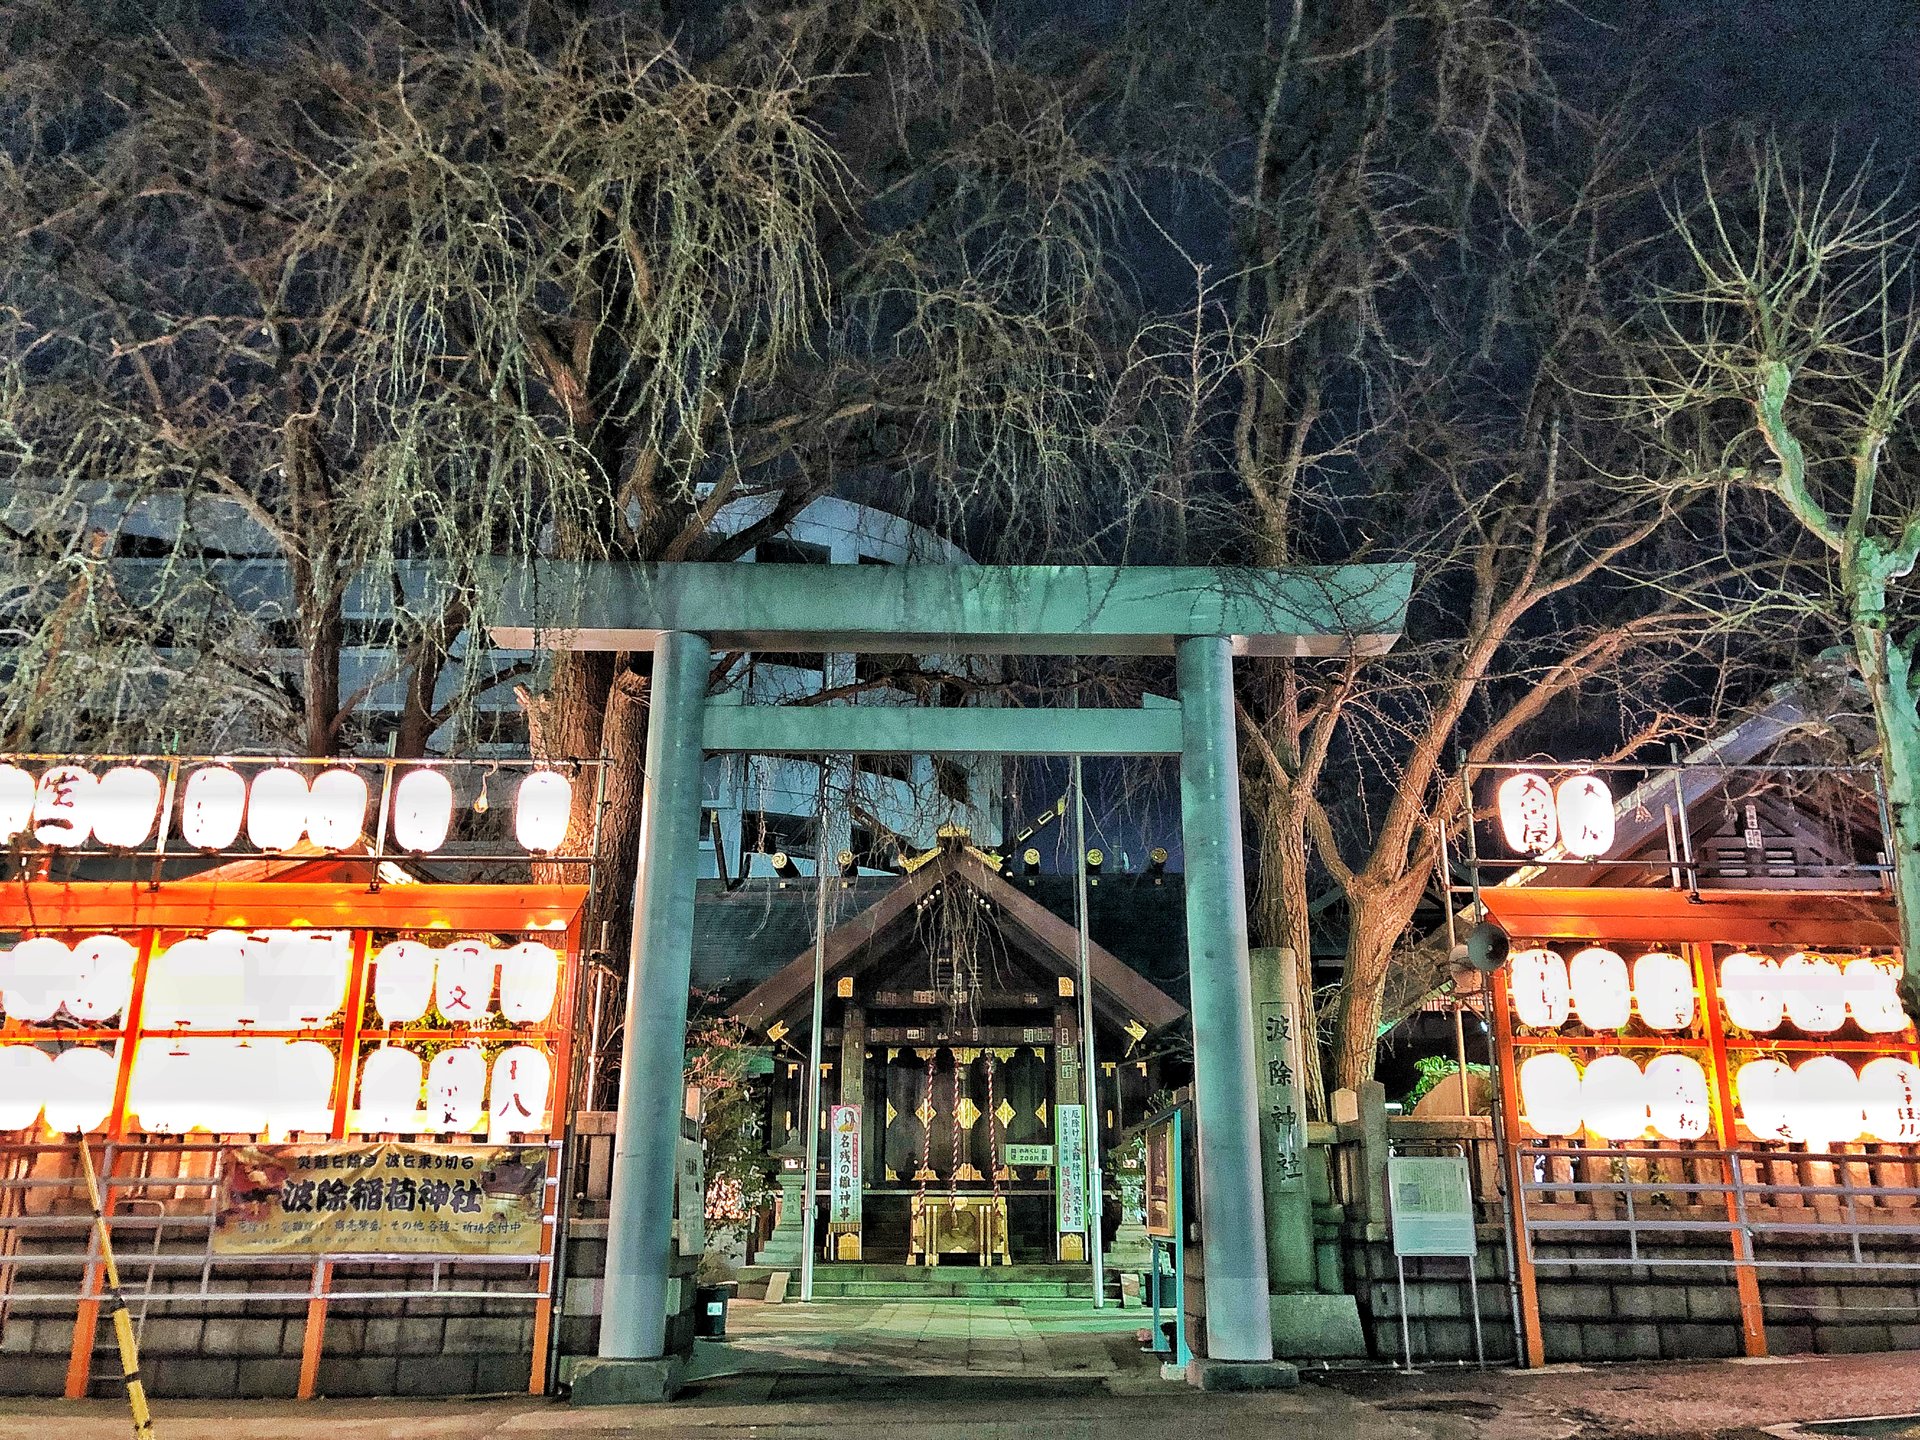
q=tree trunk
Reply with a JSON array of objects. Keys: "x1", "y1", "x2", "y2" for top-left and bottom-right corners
[
  {"x1": 1248, "y1": 778, "x2": 1327, "y2": 1117},
  {"x1": 301, "y1": 604, "x2": 343, "y2": 758},
  {"x1": 1329, "y1": 898, "x2": 1395, "y2": 1094},
  {"x1": 1854, "y1": 603, "x2": 1920, "y2": 1015}
]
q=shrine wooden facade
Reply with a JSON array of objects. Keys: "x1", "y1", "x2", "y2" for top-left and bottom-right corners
[{"x1": 731, "y1": 841, "x2": 1185, "y2": 1266}]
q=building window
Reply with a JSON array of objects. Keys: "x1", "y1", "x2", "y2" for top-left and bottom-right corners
[
  {"x1": 742, "y1": 809, "x2": 816, "y2": 860},
  {"x1": 751, "y1": 651, "x2": 826, "y2": 676},
  {"x1": 856, "y1": 754, "x2": 913, "y2": 783},
  {"x1": 755, "y1": 538, "x2": 831, "y2": 566}
]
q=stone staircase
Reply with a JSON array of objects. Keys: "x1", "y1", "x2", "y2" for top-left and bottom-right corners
[{"x1": 795, "y1": 1262, "x2": 1125, "y2": 1302}]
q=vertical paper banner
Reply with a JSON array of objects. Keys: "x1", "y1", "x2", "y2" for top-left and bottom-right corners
[
  {"x1": 828, "y1": 1103, "x2": 862, "y2": 1225},
  {"x1": 1055, "y1": 1103, "x2": 1088, "y2": 1235},
  {"x1": 1257, "y1": 1000, "x2": 1308, "y2": 1191}
]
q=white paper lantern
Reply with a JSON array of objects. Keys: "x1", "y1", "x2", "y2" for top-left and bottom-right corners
[
  {"x1": 269, "y1": 1040, "x2": 338, "y2": 1134},
  {"x1": 0, "y1": 1045, "x2": 52, "y2": 1130},
  {"x1": 1568, "y1": 947, "x2": 1631, "y2": 1031},
  {"x1": 1517, "y1": 1051, "x2": 1584, "y2": 1136},
  {"x1": 1860, "y1": 1057, "x2": 1920, "y2": 1143},
  {"x1": 373, "y1": 941, "x2": 435, "y2": 1025},
  {"x1": 240, "y1": 930, "x2": 349, "y2": 1028},
  {"x1": 1794, "y1": 1056, "x2": 1863, "y2": 1151},
  {"x1": 1580, "y1": 1054, "x2": 1649, "y2": 1140},
  {"x1": 308, "y1": 769, "x2": 368, "y2": 851},
  {"x1": 357, "y1": 1047, "x2": 424, "y2": 1132},
  {"x1": 44, "y1": 1046, "x2": 118, "y2": 1133},
  {"x1": 1554, "y1": 774, "x2": 1615, "y2": 859},
  {"x1": 1845, "y1": 958, "x2": 1908, "y2": 1035},
  {"x1": 32, "y1": 764, "x2": 96, "y2": 847},
  {"x1": 1781, "y1": 953, "x2": 1847, "y2": 1035},
  {"x1": 435, "y1": 941, "x2": 494, "y2": 1023},
  {"x1": 1719, "y1": 952, "x2": 1784, "y2": 1034},
  {"x1": 500, "y1": 941, "x2": 560, "y2": 1024},
  {"x1": 1497, "y1": 772, "x2": 1557, "y2": 855},
  {"x1": 1510, "y1": 947, "x2": 1571, "y2": 1029},
  {"x1": 145, "y1": 935, "x2": 248, "y2": 1029},
  {"x1": 247, "y1": 766, "x2": 311, "y2": 851},
  {"x1": 128, "y1": 1039, "x2": 195, "y2": 1134},
  {"x1": 1736, "y1": 1058, "x2": 1799, "y2": 1142},
  {"x1": 1632, "y1": 952, "x2": 1695, "y2": 1031},
  {"x1": 92, "y1": 766, "x2": 162, "y2": 848},
  {"x1": 391, "y1": 769, "x2": 454, "y2": 853},
  {"x1": 179, "y1": 765, "x2": 247, "y2": 849},
  {"x1": 2, "y1": 937, "x2": 72, "y2": 1023},
  {"x1": 427, "y1": 1046, "x2": 486, "y2": 1131},
  {"x1": 68, "y1": 934, "x2": 137, "y2": 1022},
  {"x1": 488, "y1": 1045, "x2": 552, "y2": 1138},
  {"x1": 515, "y1": 771, "x2": 573, "y2": 854},
  {"x1": 1644, "y1": 1053, "x2": 1711, "y2": 1140},
  {"x1": 0, "y1": 764, "x2": 35, "y2": 842}
]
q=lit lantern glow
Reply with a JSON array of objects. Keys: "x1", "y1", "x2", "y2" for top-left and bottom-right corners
[
  {"x1": 1568, "y1": 947, "x2": 1631, "y2": 1031},
  {"x1": 1517, "y1": 1052, "x2": 1584, "y2": 1135},
  {"x1": 241, "y1": 930, "x2": 348, "y2": 1028},
  {"x1": 1719, "y1": 952, "x2": 1784, "y2": 1034},
  {"x1": 1, "y1": 937, "x2": 72, "y2": 1023},
  {"x1": 1644, "y1": 1053, "x2": 1711, "y2": 1140},
  {"x1": 391, "y1": 769, "x2": 454, "y2": 853},
  {"x1": 128, "y1": 1039, "x2": 200, "y2": 1134},
  {"x1": 1794, "y1": 1056, "x2": 1864, "y2": 1151},
  {"x1": 427, "y1": 1046, "x2": 486, "y2": 1131},
  {"x1": 270, "y1": 1041, "x2": 338, "y2": 1133},
  {"x1": 499, "y1": 941, "x2": 560, "y2": 1024},
  {"x1": 180, "y1": 766, "x2": 247, "y2": 849},
  {"x1": 1497, "y1": 772, "x2": 1557, "y2": 854},
  {"x1": 358, "y1": 1047, "x2": 424, "y2": 1131},
  {"x1": 1510, "y1": 948, "x2": 1572, "y2": 1029},
  {"x1": 0, "y1": 1045, "x2": 52, "y2": 1130},
  {"x1": 32, "y1": 764, "x2": 96, "y2": 847},
  {"x1": 515, "y1": 771, "x2": 573, "y2": 854},
  {"x1": 1632, "y1": 951, "x2": 1695, "y2": 1031},
  {"x1": 67, "y1": 934, "x2": 137, "y2": 1022},
  {"x1": 44, "y1": 1046, "x2": 118, "y2": 1133},
  {"x1": 145, "y1": 935, "x2": 248, "y2": 1029},
  {"x1": 1736, "y1": 1058, "x2": 1800, "y2": 1142},
  {"x1": 247, "y1": 767, "x2": 311, "y2": 851},
  {"x1": 373, "y1": 942, "x2": 435, "y2": 1025},
  {"x1": 92, "y1": 766, "x2": 162, "y2": 848},
  {"x1": 1845, "y1": 959, "x2": 1908, "y2": 1035},
  {"x1": 1781, "y1": 953, "x2": 1847, "y2": 1034},
  {"x1": 1554, "y1": 774, "x2": 1616, "y2": 859},
  {"x1": 0, "y1": 764, "x2": 35, "y2": 842},
  {"x1": 1580, "y1": 1054, "x2": 1649, "y2": 1140},
  {"x1": 488, "y1": 1045, "x2": 552, "y2": 1138},
  {"x1": 307, "y1": 769, "x2": 368, "y2": 851},
  {"x1": 1860, "y1": 1058, "x2": 1920, "y2": 1143},
  {"x1": 435, "y1": 941, "x2": 494, "y2": 1023}
]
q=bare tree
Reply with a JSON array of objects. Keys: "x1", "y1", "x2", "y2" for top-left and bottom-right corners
[{"x1": 1625, "y1": 143, "x2": 1920, "y2": 1004}]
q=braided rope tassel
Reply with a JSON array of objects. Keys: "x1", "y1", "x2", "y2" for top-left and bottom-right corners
[
  {"x1": 948, "y1": 1047, "x2": 961, "y2": 1204},
  {"x1": 986, "y1": 1052, "x2": 1003, "y2": 1204}
]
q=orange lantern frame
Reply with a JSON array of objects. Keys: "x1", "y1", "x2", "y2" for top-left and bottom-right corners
[{"x1": 0, "y1": 877, "x2": 588, "y2": 1401}]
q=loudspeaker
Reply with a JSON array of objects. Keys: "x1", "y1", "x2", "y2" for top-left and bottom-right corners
[{"x1": 1462, "y1": 920, "x2": 1511, "y2": 973}]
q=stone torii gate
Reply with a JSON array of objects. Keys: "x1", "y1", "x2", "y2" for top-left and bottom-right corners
[{"x1": 491, "y1": 562, "x2": 1411, "y2": 1395}]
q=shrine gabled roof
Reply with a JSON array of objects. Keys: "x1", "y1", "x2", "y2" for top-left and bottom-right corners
[{"x1": 728, "y1": 845, "x2": 1186, "y2": 1034}]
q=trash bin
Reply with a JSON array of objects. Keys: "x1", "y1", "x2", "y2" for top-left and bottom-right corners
[{"x1": 695, "y1": 1283, "x2": 734, "y2": 1339}]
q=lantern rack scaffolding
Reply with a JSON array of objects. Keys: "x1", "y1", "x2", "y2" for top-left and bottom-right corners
[{"x1": 0, "y1": 753, "x2": 609, "y2": 883}]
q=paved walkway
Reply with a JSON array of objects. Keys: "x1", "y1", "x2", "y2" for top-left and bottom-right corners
[{"x1": 686, "y1": 1298, "x2": 1152, "y2": 1386}]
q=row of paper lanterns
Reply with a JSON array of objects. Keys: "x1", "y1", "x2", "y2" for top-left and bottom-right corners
[
  {"x1": 0, "y1": 1040, "x2": 553, "y2": 1137},
  {"x1": 1496, "y1": 772, "x2": 1616, "y2": 859},
  {"x1": 1510, "y1": 947, "x2": 1907, "y2": 1036},
  {"x1": 0, "y1": 763, "x2": 572, "y2": 854},
  {"x1": 1518, "y1": 1051, "x2": 1920, "y2": 1146},
  {"x1": 0, "y1": 932, "x2": 559, "y2": 1029}
]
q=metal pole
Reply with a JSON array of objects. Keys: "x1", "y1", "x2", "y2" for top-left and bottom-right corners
[
  {"x1": 1071, "y1": 753, "x2": 1104, "y2": 1307},
  {"x1": 1173, "y1": 634, "x2": 1274, "y2": 1362},
  {"x1": 598, "y1": 629, "x2": 710, "y2": 1360},
  {"x1": 800, "y1": 761, "x2": 832, "y2": 1301}
]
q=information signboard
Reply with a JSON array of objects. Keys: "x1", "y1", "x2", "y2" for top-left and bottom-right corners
[
  {"x1": 1055, "y1": 1104, "x2": 1088, "y2": 1235},
  {"x1": 1386, "y1": 1153, "x2": 1477, "y2": 1258}
]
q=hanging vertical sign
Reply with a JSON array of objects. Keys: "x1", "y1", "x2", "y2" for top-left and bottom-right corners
[
  {"x1": 1258, "y1": 999, "x2": 1308, "y2": 1191},
  {"x1": 1055, "y1": 1103, "x2": 1088, "y2": 1236},
  {"x1": 828, "y1": 1103, "x2": 862, "y2": 1225}
]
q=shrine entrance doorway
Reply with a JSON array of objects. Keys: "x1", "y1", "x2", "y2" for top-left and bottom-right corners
[
  {"x1": 731, "y1": 835, "x2": 1184, "y2": 1273},
  {"x1": 491, "y1": 560, "x2": 1411, "y2": 1370}
]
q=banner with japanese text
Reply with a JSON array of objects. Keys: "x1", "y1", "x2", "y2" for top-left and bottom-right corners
[
  {"x1": 212, "y1": 1142, "x2": 549, "y2": 1256},
  {"x1": 828, "y1": 1104, "x2": 862, "y2": 1225},
  {"x1": 1055, "y1": 1103, "x2": 1087, "y2": 1235}
]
